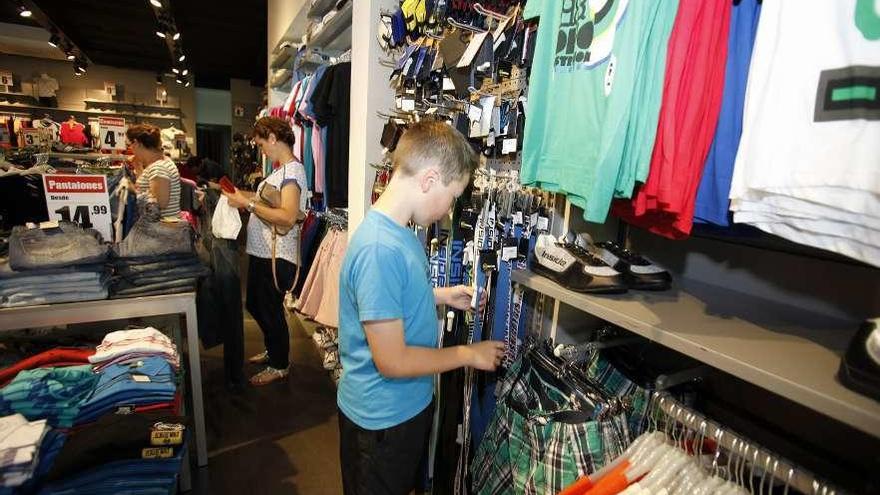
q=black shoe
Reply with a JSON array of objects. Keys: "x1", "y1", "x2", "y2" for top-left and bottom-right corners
[
  {"x1": 586, "y1": 238, "x2": 672, "y2": 291},
  {"x1": 531, "y1": 234, "x2": 628, "y2": 294}
]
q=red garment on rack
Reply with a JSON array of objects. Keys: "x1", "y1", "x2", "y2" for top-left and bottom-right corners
[
  {"x1": 60, "y1": 121, "x2": 89, "y2": 146},
  {"x1": 0, "y1": 347, "x2": 95, "y2": 387},
  {"x1": 613, "y1": 0, "x2": 731, "y2": 239}
]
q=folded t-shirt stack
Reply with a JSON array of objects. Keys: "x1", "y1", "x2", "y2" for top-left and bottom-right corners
[
  {"x1": 0, "y1": 366, "x2": 97, "y2": 428},
  {"x1": 0, "y1": 414, "x2": 49, "y2": 490},
  {"x1": 0, "y1": 222, "x2": 111, "y2": 307},
  {"x1": 88, "y1": 328, "x2": 180, "y2": 373}
]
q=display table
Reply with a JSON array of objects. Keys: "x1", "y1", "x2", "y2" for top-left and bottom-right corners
[{"x1": 0, "y1": 293, "x2": 208, "y2": 471}]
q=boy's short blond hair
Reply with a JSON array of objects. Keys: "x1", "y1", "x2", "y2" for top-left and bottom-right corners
[{"x1": 392, "y1": 120, "x2": 478, "y2": 185}]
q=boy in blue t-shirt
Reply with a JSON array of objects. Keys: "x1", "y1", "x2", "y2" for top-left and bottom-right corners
[{"x1": 337, "y1": 121, "x2": 504, "y2": 494}]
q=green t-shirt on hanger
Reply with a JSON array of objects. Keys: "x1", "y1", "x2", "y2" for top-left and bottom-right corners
[{"x1": 521, "y1": 0, "x2": 679, "y2": 223}]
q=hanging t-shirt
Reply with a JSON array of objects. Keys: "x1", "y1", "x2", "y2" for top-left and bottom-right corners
[
  {"x1": 693, "y1": 0, "x2": 762, "y2": 227},
  {"x1": 520, "y1": 0, "x2": 680, "y2": 223},
  {"x1": 311, "y1": 62, "x2": 351, "y2": 208},
  {"x1": 59, "y1": 121, "x2": 89, "y2": 146},
  {"x1": 613, "y1": 0, "x2": 731, "y2": 239},
  {"x1": 729, "y1": 0, "x2": 880, "y2": 267}
]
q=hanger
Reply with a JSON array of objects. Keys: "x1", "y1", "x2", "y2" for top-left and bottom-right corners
[
  {"x1": 446, "y1": 17, "x2": 487, "y2": 33},
  {"x1": 473, "y1": 3, "x2": 511, "y2": 21}
]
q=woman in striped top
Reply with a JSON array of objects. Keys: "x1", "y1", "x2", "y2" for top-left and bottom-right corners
[{"x1": 126, "y1": 124, "x2": 181, "y2": 219}]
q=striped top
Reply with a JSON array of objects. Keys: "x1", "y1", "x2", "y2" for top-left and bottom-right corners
[{"x1": 136, "y1": 157, "x2": 181, "y2": 219}]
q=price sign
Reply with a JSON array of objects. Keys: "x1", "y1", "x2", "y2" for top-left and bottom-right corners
[
  {"x1": 20, "y1": 128, "x2": 46, "y2": 147},
  {"x1": 98, "y1": 116, "x2": 126, "y2": 151},
  {"x1": 43, "y1": 174, "x2": 113, "y2": 242},
  {"x1": 0, "y1": 71, "x2": 12, "y2": 88}
]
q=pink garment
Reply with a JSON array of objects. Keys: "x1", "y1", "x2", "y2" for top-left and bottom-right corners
[
  {"x1": 295, "y1": 230, "x2": 337, "y2": 318},
  {"x1": 314, "y1": 231, "x2": 347, "y2": 328}
]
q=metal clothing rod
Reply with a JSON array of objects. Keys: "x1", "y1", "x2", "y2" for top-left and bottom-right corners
[{"x1": 654, "y1": 392, "x2": 843, "y2": 495}]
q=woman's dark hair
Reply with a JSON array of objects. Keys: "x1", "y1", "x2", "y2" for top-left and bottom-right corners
[
  {"x1": 126, "y1": 124, "x2": 162, "y2": 150},
  {"x1": 253, "y1": 116, "x2": 295, "y2": 148}
]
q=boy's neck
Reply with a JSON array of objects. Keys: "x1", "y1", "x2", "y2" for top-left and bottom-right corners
[{"x1": 372, "y1": 177, "x2": 416, "y2": 227}]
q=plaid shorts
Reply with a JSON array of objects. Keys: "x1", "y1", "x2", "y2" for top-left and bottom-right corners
[
  {"x1": 583, "y1": 353, "x2": 653, "y2": 436},
  {"x1": 471, "y1": 357, "x2": 632, "y2": 495}
]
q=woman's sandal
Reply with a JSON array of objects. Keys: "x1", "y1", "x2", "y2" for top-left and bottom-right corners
[
  {"x1": 249, "y1": 366, "x2": 289, "y2": 386},
  {"x1": 248, "y1": 350, "x2": 270, "y2": 364}
]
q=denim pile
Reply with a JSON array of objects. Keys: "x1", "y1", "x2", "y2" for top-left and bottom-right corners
[
  {"x1": 110, "y1": 204, "x2": 208, "y2": 299},
  {"x1": 0, "y1": 222, "x2": 110, "y2": 308}
]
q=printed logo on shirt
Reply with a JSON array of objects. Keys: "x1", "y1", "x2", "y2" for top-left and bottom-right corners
[
  {"x1": 813, "y1": 66, "x2": 880, "y2": 122},
  {"x1": 555, "y1": 0, "x2": 629, "y2": 72},
  {"x1": 855, "y1": 0, "x2": 880, "y2": 40}
]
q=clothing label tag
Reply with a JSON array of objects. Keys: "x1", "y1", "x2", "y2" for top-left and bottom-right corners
[
  {"x1": 150, "y1": 430, "x2": 184, "y2": 446},
  {"x1": 468, "y1": 104, "x2": 482, "y2": 122},
  {"x1": 141, "y1": 447, "x2": 173, "y2": 459},
  {"x1": 400, "y1": 98, "x2": 415, "y2": 112},
  {"x1": 425, "y1": 107, "x2": 438, "y2": 115},
  {"x1": 131, "y1": 374, "x2": 151, "y2": 383},
  {"x1": 38, "y1": 220, "x2": 60, "y2": 230},
  {"x1": 513, "y1": 211, "x2": 523, "y2": 225},
  {"x1": 502, "y1": 138, "x2": 517, "y2": 155},
  {"x1": 501, "y1": 245, "x2": 518, "y2": 261},
  {"x1": 115, "y1": 406, "x2": 135, "y2": 415},
  {"x1": 529, "y1": 212, "x2": 538, "y2": 227},
  {"x1": 537, "y1": 216, "x2": 549, "y2": 231}
]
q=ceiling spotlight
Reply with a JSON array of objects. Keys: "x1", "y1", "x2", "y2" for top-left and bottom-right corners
[
  {"x1": 66, "y1": 53, "x2": 76, "y2": 61},
  {"x1": 156, "y1": 31, "x2": 166, "y2": 39},
  {"x1": 149, "y1": 0, "x2": 162, "y2": 7},
  {"x1": 48, "y1": 35, "x2": 60, "y2": 48},
  {"x1": 18, "y1": 5, "x2": 32, "y2": 18},
  {"x1": 184, "y1": 80, "x2": 191, "y2": 87},
  {"x1": 181, "y1": 69, "x2": 188, "y2": 76},
  {"x1": 171, "y1": 68, "x2": 179, "y2": 74},
  {"x1": 178, "y1": 54, "x2": 185, "y2": 62},
  {"x1": 175, "y1": 77, "x2": 183, "y2": 84},
  {"x1": 172, "y1": 32, "x2": 180, "y2": 41},
  {"x1": 73, "y1": 64, "x2": 86, "y2": 76}
]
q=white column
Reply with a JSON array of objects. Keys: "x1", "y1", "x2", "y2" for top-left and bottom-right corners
[{"x1": 348, "y1": 0, "x2": 397, "y2": 236}]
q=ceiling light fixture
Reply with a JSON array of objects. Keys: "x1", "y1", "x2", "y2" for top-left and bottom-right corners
[
  {"x1": 66, "y1": 52, "x2": 76, "y2": 61},
  {"x1": 156, "y1": 31, "x2": 166, "y2": 39},
  {"x1": 172, "y1": 32, "x2": 180, "y2": 41},
  {"x1": 149, "y1": 0, "x2": 162, "y2": 7},
  {"x1": 18, "y1": 5, "x2": 32, "y2": 18},
  {"x1": 181, "y1": 69, "x2": 188, "y2": 76},
  {"x1": 48, "y1": 35, "x2": 60, "y2": 48},
  {"x1": 178, "y1": 54, "x2": 185, "y2": 62},
  {"x1": 171, "y1": 68, "x2": 179, "y2": 74},
  {"x1": 184, "y1": 80, "x2": 191, "y2": 87},
  {"x1": 175, "y1": 77, "x2": 183, "y2": 84}
]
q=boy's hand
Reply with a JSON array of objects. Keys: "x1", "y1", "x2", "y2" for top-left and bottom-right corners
[
  {"x1": 465, "y1": 341, "x2": 506, "y2": 371},
  {"x1": 438, "y1": 285, "x2": 487, "y2": 312}
]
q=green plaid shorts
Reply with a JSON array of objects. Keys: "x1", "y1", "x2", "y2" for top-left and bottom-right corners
[
  {"x1": 471, "y1": 357, "x2": 632, "y2": 495},
  {"x1": 583, "y1": 353, "x2": 652, "y2": 436}
]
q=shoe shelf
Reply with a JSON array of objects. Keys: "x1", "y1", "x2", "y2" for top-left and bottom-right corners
[
  {"x1": 306, "y1": 0, "x2": 353, "y2": 55},
  {"x1": 511, "y1": 269, "x2": 880, "y2": 437}
]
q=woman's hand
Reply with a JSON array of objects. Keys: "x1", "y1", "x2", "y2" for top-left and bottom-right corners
[{"x1": 223, "y1": 189, "x2": 251, "y2": 209}]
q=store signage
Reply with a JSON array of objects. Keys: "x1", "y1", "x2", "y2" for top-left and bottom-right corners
[
  {"x1": 20, "y1": 128, "x2": 47, "y2": 147},
  {"x1": 156, "y1": 87, "x2": 168, "y2": 104},
  {"x1": 104, "y1": 81, "x2": 117, "y2": 97},
  {"x1": 42, "y1": 174, "x2": 113, "y2": 241},
  {"x1": 0, "y1": 71, "x2": 12, "y2": 89},
  {"x1": 98, "y1": 116, "x2": 126, "y2": 151},
  {"x1": 233, "y1": 104, "x2": 245, "y2": 117}
]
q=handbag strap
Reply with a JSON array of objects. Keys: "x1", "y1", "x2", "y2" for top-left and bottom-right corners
[{"x1": 270, "y1": 227, "x2": 300, "y2": 295}]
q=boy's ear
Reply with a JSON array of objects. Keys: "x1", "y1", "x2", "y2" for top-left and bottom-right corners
[{"x1": 419, "y1": 168, "x2": 441, "y2": 193}]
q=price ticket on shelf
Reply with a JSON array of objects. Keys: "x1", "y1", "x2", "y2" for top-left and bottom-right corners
[
  {"x1": 20, "y1": 128, "x2": 47, "y2": 147},
  {"x1": 42, "y1": 174, "x2": 113, "y2": 241},
  {"x1": 98, "y1": 116, "x2": 127, "y2": 151}
]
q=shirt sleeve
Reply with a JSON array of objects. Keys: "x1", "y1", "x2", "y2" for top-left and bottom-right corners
[
  {"x1": 351, "y1": 243, "x2": 406, "y2": 323},
  {"x1": 523, "y1": 0, "x2": 540, "y2": 20}
]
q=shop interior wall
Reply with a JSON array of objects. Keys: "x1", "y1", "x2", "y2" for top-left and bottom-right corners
[
  {"x1": 230, "y1": 78, "x2": 262, "y2": 137},
  {"x1": 0, "y1": 53, "x2": 196, "y2": 139},
  {"x1": 266, "y1": 0, "x2": 308, "y2": 94}
]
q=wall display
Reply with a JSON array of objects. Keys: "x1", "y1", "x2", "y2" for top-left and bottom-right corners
[
  {"x1": 156, "y1": 86, "x2": 168, "y2": 104},
  {"x1": 98, "y1": 116, "x2": 127, "y2": 151},
  {"x1": 0, "y1": 71, "x2": 12, "y2": 90},
  {"x1": 42, "y1": 174, "x2": 113, "y2": 241}
]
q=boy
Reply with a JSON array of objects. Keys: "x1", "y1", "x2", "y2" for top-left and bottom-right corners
[{"x1": 337, "y1": 120, "x2": 505, "y2": 494}]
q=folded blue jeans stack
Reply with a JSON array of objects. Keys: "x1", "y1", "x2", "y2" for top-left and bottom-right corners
[
  {"x1": 1, "y1": 222, "x2": 110, "y2": 307},
  {"x1": 110, "y1": 204, "x2": 207, "y2": 299}
]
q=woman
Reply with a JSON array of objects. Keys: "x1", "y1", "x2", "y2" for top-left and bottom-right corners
[
  {"x1": 223, "y1": 117, "x2": 309, "y2": 386},
  {"x1": 126, "y1": 124, "x2": 181, "y2": 220}
]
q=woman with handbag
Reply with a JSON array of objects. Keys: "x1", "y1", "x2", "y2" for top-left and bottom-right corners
[{"x1": 223, "y1": 117, "x2": 309, "y2": 386}]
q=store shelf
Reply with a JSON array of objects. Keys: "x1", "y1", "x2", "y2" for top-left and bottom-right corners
[
  {"x1": 37, "y1": 151, "x2": 128, "y2": 161},
  {"x1": 84, "y1": 99, "x2": 182, "y2": 117},
  {"x1": 0, "y1": 103, "x2": 182, "y2": 121},
  {"x1": 307, "y1": 1, "x2": 353, "y2": 54},
  {"x1": 270, "y1": 44, "x2": 297, "y2": 69},
  {"x1": 510, "y1": 269, "x2": 880, "y2": 437}
]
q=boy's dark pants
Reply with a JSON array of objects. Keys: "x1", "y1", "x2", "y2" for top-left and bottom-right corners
[{"x1": 339, "y1": 402, "x2": 434, "y2": 495}]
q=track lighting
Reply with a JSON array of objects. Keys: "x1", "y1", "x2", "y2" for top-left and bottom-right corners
[
  {"x1": 181, "y1": 69, "x2": 188, "y2": 76},
  {"x1": 156, "y1": 31, "x2": 166, "y2": 38},
  {"x1": 184, "y1": 81, "x2": 191, "y2": 87},
  {"x1": 172, "y1": 32, "x2": 180, "y2": 41},
  {"x1": 175, "y1": 77, "x2": 183, "y2": 85},
  {"x1": 48, "y1": 35, "x2": 60, "y2": 48},
  {"x1": 66, "y1": 52, "x2": 75, "y2": 61},
  {"x1": 18, "y1": 5, "x2": 32, "y2": 18},
  {"x1": 178, "y1": 54, "x2": 185, "y2": 62},
  {"x1": 149, "y1": 0, "x2": 162, "y2": 7},
  {"x1": 172, "y1": 68, "x2": 179, "y2": 74}
]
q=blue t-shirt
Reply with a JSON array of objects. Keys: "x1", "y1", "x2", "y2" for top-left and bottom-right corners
[
  {"x1": 693, "y1": 0, "x2": 762, "y2": 226},
  {"x1": 337, "y1": 210, "x2": 437, "y2": 430}
]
